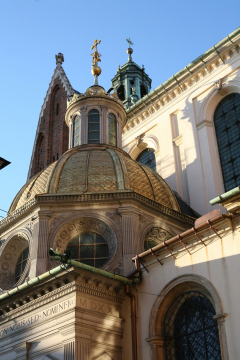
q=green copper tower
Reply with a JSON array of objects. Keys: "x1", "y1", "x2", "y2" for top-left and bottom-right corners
[{"x1": 111, "y1": 38, "x2": 152, "y2": 108}]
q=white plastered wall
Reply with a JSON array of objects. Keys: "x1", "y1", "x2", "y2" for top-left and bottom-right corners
[{"x1": 122, "y1": 54, "x2": 240, "y2": 215}]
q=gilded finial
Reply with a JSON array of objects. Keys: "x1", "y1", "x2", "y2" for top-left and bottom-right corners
[
  {"x1": 91, "y1": 39, "x2": 102, "y2": 85},
  {"x1": 126, "y1": 38, "x2": 133, "y2": 61}
]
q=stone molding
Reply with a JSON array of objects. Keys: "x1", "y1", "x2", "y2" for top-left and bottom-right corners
[
  {"x1": 172, "y1": 134, "x2": 183, "y2": 146},
  {"x1": 196, "y1": 119, "x2": 213, "y2": 131}
]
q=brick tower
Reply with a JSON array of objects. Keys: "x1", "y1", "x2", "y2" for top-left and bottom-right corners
[{"x1": 27, "y1": 53, "x2": 75, "y2": 180}]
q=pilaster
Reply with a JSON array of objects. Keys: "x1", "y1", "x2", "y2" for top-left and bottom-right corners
[
  {"x1": 28, "y1": 210, "x2": 52, "y2": 278},
  {"x1": 118, "y1": 206, "x2": 141, "y2": 274}
]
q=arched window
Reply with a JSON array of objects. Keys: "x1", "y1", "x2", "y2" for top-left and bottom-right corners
[
  {"x1": 73, "y1": 115, "x2": 80, "y2": 147},
  {"x1": 66, "y1": 233, "x2": 108, "y2": 268},
  {"x1": 136, "y1": 148, "x2": 156, "y2": 171},
  {"x1": 164, "y1": 291, "x2": 221, "y2": 360},
  {"x1": 15, "y1": 247, "x2": 29, "y2": 283},
  {"x1": 109, "y1": 113, "x2": 117, "y2": 146},
  {"x1": 140, "y1": 84, "x2": 148, "y2": 98},
  {"x1": 214, "y1": 93, "x2": 240, "y2": 191},
  {"x1": 88, "y1": 109, "x2": 100, "y2": 144},
  {"x1": 117, "y1": 85, "x2": 125, "y2": 101}
]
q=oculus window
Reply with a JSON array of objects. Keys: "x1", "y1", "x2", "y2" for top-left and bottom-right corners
[
  {"x1": 73, "y1": 115, "x2": 80, "y2": 147},
  {"x1": 214, "y1": 93, "x2": 240, "y2": 191},
  {"x1": 88, "y1": 109, "x2": 100, "y2": 144},
  {"x1": 67, "y1": 233, "x2": 108, "y2": 268},
  {"x1": 136, "y1": 148, "x2": 156, "y2": 171},
  {"x1": 108, "y1": 113, "x2": 117, "y2": 146},
  {"x1": 164, "y1": 291, "x2": 221, "y2": 360},
  {"x1": 15, "y1": 247, "x2": 29, "y2": 283}
]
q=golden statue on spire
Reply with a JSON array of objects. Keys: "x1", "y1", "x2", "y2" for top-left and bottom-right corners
[
  {"x1": 91, "y1": 39, "x2": 102, "y2": 85},
  {"x1": 91, "y1": 39, "x2": 102, "y2": 66}
]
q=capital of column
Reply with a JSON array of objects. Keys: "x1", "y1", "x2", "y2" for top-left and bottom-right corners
[
  {"x1": 38, "y1": 210, "x2": 52, "y2": 220},
  {"x1": 118, "y1": 206, "x2": 142, "y2": 217}
]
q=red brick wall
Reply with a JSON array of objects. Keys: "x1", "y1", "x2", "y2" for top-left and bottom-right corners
[{"x1": 30, "y1": 77, "x2": 69, "y2": 178}]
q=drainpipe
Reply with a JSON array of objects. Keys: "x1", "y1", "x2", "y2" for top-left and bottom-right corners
[{"x1": 124, "y1": 284, "x2": 138, "y2": 360}]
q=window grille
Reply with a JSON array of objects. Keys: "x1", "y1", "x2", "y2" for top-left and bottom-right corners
[
  {"x1": 73, "y1": 115, "x2": 80, "y2": 147},
  {"x1": 67, "y1": 233, "x2": 108, "y2": 268},
  {"x1": 109, "y1": 113, "x2": 117, "y2": 146},
  {"x1": 136, "y1": 148, "x2": 156, "y2": 171},
  {"x1": 15, "y1": 247, "x2": 29, "y2": 282},
  {"x1": 164, "y1": 291, "x2": 221, "y2": 360},
  {"x1": 214, "y1": 93, "x2": 240, "y2": 191},
  {"x1": 88, "y1": 109, "x2": 100, "y2": 144}
]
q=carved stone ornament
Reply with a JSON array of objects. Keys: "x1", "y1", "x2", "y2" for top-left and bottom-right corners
[
  {"x1": 52, "y1": 217, "x2": 117, "y2": 265},
  {"x1": 49, "y1": 213, "x2": 74, "y2": 233},
  {"x1": 144, "y1": 227, "x2": 173, "y2": 249},
  {"x1": 0, "y1": 234, "x2": 30, "y2": 290},
  {"x1": 139, "y1": 215, "x2": 152, "y2": 229},
  {"x1": 105, "y1": 211, "x2": 121, "y2": 223}
]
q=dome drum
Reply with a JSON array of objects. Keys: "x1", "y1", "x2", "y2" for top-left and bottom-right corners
[{"x1": 66, "y1": 87, "x2": 127, "y2": 149}]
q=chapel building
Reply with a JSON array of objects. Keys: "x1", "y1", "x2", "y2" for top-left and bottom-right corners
[{"x1": 0, "y1": 29, "x2": 240, "y2": 360}]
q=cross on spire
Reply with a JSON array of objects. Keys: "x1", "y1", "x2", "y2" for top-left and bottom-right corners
[
  {"x1": 126, "y1": 38, "x2": 133, "y2": 48},
  {"x1": 91, "y1": 39, "x2": 101, "y2": 52}
]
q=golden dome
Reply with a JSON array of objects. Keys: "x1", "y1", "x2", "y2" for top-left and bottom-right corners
[{"x1": 9, "y1": 145, "x2": 180, "y2": 213}]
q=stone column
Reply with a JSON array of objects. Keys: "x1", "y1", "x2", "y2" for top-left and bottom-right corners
[
  {"x1": 28, "y1": 210, "x2": 51, "y2": 278},
  {"x1": 80, "y1": 106, "x2": 87, "y2": 145},
  {"x1": 118, "y1": 207, "x2": 141, "y2": 274}
]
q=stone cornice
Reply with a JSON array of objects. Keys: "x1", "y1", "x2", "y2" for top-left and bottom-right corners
[
  {"x1": 124, "y1": 29, "x2": 240, "y2": 134},
  {"x1": 0, "y1": 191, "x2": 195, "y2": 232},
  {"x1": 0, "y1": 268, "x2": 125, "y2": 319}
]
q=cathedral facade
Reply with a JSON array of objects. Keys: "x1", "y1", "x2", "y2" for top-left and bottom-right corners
[{"x1": 1, "y1": 28, "x2": 240, "y2": 359}]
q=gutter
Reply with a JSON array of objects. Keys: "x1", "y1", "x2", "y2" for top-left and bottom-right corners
[
  {"x1": 210, "y1": 186, "x2": 240, "y2": 205},
  {"x1": 0, "y1": 259, "x2": 140, "y2": 303},
  {"x1": 132, "y1": 213, "x2": 232, "y2": 262},
  {"x1": 127, "y1": 26, "x2": 240, "y2": 115},
  {"x1": 125, "y1": 284, "x2": 138, "y2": 360}
]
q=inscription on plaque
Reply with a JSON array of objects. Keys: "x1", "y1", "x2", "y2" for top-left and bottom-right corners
[
  {"x1": 77, "y1": 296, "x2": 119, "y2": 317},
  {"x1": 0, "y1": 298, "x2": 75, "y2": 338}
]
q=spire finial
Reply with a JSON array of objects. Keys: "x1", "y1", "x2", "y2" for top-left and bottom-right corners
[
  {"x1": 55, "y1": 53, "x2": 64, "y2": 67},
  {"x1": 90, "y1": 39, "x2": 102, "y2": 85},
  {"x1": 126, "y1": 38, "x2": 133, "y2": 61}
]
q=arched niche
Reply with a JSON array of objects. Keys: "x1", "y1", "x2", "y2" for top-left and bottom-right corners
[
  {"x1": 51, "y1": 217, "x2": 119, "y2": 272},
  {"x1": 147, "y1": 274, "x2": 228, "y2": 360},
  {"x1": 0, "y1": 230, "x2": 31, "y2": 291}
]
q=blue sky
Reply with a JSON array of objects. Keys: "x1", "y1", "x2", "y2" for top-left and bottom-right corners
[{"x1": 0, "y1": 0, "x2": 240, "y2": 216}]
